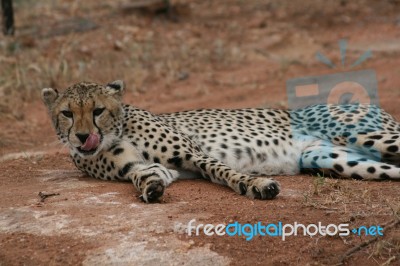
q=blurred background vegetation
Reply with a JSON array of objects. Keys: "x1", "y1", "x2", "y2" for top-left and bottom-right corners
[{"x1": 1, "y1": 0, "x2": 400, "y2": 116}]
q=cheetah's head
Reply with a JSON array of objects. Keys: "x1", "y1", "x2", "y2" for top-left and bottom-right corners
[{"x1": 41, "y1": 80, "x2": 125, "y2": 157}]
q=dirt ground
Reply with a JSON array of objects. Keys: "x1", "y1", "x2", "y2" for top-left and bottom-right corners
[{"x1": 1, "y1": 0, "x2": 400, "y2": 265}]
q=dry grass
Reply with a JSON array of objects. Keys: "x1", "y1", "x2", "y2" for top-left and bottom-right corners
[
  {"x1": 1, "y1": 0, "x2": 398, "y2": 114},
  {"x1": 301, "y1": 174, "x2": 400, "y2": 263},
  {"x1": 0, "y1": 0, "x2": 250, "y2": 114}
]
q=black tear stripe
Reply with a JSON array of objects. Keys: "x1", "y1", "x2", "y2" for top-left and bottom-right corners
[
  {"x1": 67, "y1": 116, "x2": 74, "y2": 143},
  {"x1": 65, "y1": 103, "x2": 73, "y2": 141},
  {"x1": 92, "y1": 117, "x2": 103, "y2": 139},
  {"x1": 118, "y1": 162, "x2": 134, "y2": 178},
  {"x1": 109, "y1": 110, "x2": 115, "y2": 119}
]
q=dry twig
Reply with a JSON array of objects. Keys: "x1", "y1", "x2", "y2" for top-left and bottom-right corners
[
  {"x1": 339, "y1": 218, "x2": 400, "y2": 264},
  {"x1": 38, "y1": 191, "x2": 60, "y2": 202}
]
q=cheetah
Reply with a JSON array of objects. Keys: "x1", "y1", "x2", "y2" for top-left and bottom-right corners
[{"x1": 42, "y1": 80, "x2": 400, "y2": 203}]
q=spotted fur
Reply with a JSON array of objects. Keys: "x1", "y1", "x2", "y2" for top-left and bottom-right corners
[{"x1": 42, "y1": 81, "x2": 400, "y2": 203}]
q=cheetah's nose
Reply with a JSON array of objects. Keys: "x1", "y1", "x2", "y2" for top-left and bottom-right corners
[{"x1": 76, "y1": 133, "x2": 89, "y2": 144}]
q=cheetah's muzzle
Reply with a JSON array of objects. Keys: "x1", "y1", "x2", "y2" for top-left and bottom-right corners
[{"x1": 76, "y1": 133, "x2": 102, "y2": 156}]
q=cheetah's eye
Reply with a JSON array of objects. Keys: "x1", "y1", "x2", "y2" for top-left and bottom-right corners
[
  {"x1": 61, "y1": 110, "x2": 73, "y2": 118},
  {"x1": 93, "y1": 107, "x2": 105, "y2": 116}
]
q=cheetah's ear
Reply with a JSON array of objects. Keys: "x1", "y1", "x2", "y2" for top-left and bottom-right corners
[
  {"x1": 41, "y1": 88, "x2": 59, "y2": 108},
  {"x1": 105, "y1": 80, "x2": 125, "y2": 98}
]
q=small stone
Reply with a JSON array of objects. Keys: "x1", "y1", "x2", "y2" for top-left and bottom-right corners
[
  {"x1": 177, "y1": 71, "x2": 189, "y2": 81},
  {"x1": 114, "y1": 40, "x2": 124, "y2": 51}
]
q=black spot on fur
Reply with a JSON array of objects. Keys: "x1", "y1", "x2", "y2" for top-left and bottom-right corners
[
  {"x1": 118, "y1": 162, "x2": 133, "y2": 177},
  {"x1": 311, "y1": 161, "x2": 319, "y2": 168},
  {"x1": 367, "y1": 167, "x2": 376, "y2": 173},
  {"x1": 383, "y1": 139, "x2": 395, "y2": 144},
  {"x1": 348, "y1": 137, "x2": 357, "y2": 144},
  {"x1": 167, "y1": 157, "x2": 183, "y2": 168},
  {"x1": 387, "y1": 145, "x2": 398, "y2": 153},
  {"x1": 333, "y1": 164, "x2": 344, "y2": 172},
  {"x1": 342, "y1": 132, "x2": 351, "y2": 137},
  {"x1": 363, "y1": 140, "x2": 374, "y2": 147},
  {"x1": 234, "y1": 148, "x2": 242, "y2": 159},
  {"x1": 142, "y1": 151, "x2": 149, "y2": 160},
  {"x1": 351, "y1": 173, "x2": 363, "y2": 180},
  {"x1": 380, "y1": 173, "x2": 390, "y2": 179},
  {"x1": 329, "y1": 153, "x2": 339, "y2": 159},
  {"x1": 199, "y1": 163, "x2": 207, "y2": 171},
  {"x1": 347, "y1": 161, "x2": 358, "y2": 167}
]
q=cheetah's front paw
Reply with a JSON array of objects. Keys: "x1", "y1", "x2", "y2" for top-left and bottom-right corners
[
  {"x1": 239, "y1": 178, "x2": 280, "y2": 200},
  {"x1": 140, "y1": 179, "x2": 165, "y2": 203}
]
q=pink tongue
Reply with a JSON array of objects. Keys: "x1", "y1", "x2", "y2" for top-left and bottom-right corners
[{"x1": 81, "y1": 133, "x2": 100, "y2": 151}]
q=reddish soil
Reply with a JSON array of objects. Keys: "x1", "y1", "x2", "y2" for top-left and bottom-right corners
[{"x1": 1, "y1": 0, "x2": 400, "y2": 265}]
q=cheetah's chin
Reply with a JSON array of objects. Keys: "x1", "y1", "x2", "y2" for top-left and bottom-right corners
[{"x1": 76, "y1": 146, "x2": 99, "y2": 156}]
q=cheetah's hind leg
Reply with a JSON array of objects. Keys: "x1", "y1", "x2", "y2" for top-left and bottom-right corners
[
  {"x1": 300, "y1": 140, "x2": 400, "y2": 180},
  {"x1": 350, "y1": 132, "x2": 400, "y2": 166}
]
